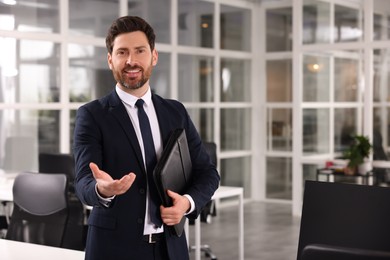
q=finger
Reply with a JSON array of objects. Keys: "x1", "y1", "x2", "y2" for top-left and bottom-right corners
[
  {"x1": 89, "y1": 162, "x2": 102, "y2": 179},
  {"x1": 116, "y1": 173, "x2": 136, "y2": 191},
  {"x1": 161, "y1": 212, "x2": 183, "y2": 226},
  {"x1": 118, "y1": 173, "x2": 136, "y2": 184},
  {"x1": 167, "y1": 189, "x2": 179, "y2": 199},
  {"x1": 160, "y1": 205, "x2": 180, "y2": 217},
  {"x1": 126, "y1": 172, "x2": 136, "y2": 185}
]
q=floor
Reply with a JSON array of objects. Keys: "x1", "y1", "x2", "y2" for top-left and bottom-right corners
[
  {"x1": 0, "y1": 200, "x2": 302, "y2": 259},
  {"x1": 188, "y1": 201, "x2": 302, "y2": 260}
]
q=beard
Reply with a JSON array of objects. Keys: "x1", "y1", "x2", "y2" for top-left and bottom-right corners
[{"x1": 113, "y1": 59, "x2": 153, "y2": 90}]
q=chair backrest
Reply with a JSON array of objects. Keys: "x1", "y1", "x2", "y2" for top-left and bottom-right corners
[
  {"x1": 297, "y1": 180, "x2": 390, "y2": 260},
  {"x1": 6, "y1": 172, "x2": 69, "y2": 247},
  {"x1": 39, "y1": 153, "x2": 76, "y2": 193},
  {"x1": 301, "y1": 244, "x2": 390, "y2": 260},
  {"x1": 37, "y1": 153, "x2": 86, "y2": 250},
  {"x1": 38, "y1": 153, "x2": 75, "y2": 180}
]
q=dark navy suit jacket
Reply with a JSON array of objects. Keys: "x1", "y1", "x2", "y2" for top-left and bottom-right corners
[{"x1": 73, "y1": 90, "x2": 220, "y2": 260}]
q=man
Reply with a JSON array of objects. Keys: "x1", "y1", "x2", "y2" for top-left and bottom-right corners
[{"x1": 73, "y1": 16, "x2": 220, "y2": 260}]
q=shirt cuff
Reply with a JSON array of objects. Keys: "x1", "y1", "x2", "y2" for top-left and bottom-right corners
[
  {"x1": 95, "y1": 183, "x2": 115, "y2": 207},
  {"x1": 183, "y1": 194, "x2": 195, "y2": 215}
]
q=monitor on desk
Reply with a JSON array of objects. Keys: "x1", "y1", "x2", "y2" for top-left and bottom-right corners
[{"x1": 297, "y1": 180, "x2": 390, "y2": 260}]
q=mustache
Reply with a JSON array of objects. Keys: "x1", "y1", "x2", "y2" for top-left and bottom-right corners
[{"x1": 123, "y1": 65, "x2": 143, "y2": 71}]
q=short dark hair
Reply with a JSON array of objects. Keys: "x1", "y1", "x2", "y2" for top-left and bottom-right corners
[{"x1": 105, "y1": 16, "x2": 156, "y2": 54}]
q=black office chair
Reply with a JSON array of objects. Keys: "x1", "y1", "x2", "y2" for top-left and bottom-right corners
[
  {"x1": 189, "y1": 142, "x2": 218, "y2": 260},
  {"x1": 297, "y1": 181, "x2": 390, "y2": 260},
  {"x1": 301, "y1": 244, "x2": 390, "y2": 260},
  {"x1": 38, "y1": 153, "x2": 75, "y2": 194},
  {"x1": 38, "y1": 152, "x2": 86, "y2": 250},
  {"x1": 6, "y1": 172, "x2": 69, "y2": 247}
]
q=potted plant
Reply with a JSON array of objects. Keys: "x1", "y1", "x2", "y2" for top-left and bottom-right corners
[{"x1": 343, "y1": 135, "x2": 372, "y2": 175}]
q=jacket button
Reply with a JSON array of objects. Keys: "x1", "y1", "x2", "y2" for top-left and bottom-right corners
[
  {"x1": 137, "y1": 218, "x2": 143, "y2": 224},
  {"x1": 139, "y1": 188, "x2": 145, "y2": 194}
]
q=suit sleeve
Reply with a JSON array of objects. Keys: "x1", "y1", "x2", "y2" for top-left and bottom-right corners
[
  {"x1": 181, "y1": 107, "x2": 220, "y2": 219},
  {"x1": 73, "y1": 104, "x2": 104, "y2": 207}
]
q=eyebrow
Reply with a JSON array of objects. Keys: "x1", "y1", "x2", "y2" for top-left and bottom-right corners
[
  {"x1": 115, "y1": 45, "x2": 147, "y2": 52},
  {"x1": 134, "y1": 45, "x2": 147, "y2": 50}
]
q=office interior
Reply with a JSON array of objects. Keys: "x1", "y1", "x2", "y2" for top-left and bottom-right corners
[{"x1": 1, "y1": 0, "x2": 390, "y2": 257}]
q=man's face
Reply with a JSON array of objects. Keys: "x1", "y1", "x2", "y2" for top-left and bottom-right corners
[{"x1": 107, "y1": 31, "x2": 158, "y2": 93}]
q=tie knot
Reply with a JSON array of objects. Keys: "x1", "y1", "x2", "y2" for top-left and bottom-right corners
[{"x1": 135, "y1": 99, "x2": 144, "y2": 109}]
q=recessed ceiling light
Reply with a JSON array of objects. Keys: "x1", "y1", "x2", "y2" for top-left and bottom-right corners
[{"x1": 1, "y1": 0, "x2": 17, "y2": 5}]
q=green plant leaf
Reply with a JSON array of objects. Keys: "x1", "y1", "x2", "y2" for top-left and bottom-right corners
[{"x1": 343, "y1": 135, "x2": 372, "y2": 168}]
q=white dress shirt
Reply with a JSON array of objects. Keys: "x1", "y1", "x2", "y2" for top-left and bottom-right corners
[
  {"x1": 96, "y1": 86, "x2": 195, "y2": 234},
  {"x1": 99, "y1": 85, "x2": 194, "y2": 235},
  {"x1": 116, "y1": 85, "x2": 164, "y2": 234}
]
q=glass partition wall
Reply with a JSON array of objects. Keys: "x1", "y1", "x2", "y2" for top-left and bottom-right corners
[
  {"x1": 0, "y1": 0, "x2": 254, "y2": 199},
  {"x1": 1, "y1": 0, "x2": 390, "y2": 215},
  {"x1": 264, "y1": 0, "x2": 390, "y2": 215}
]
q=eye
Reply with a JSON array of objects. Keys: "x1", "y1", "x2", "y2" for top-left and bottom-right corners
[
  {"x1": 136, "y1": 48, "x2": 146, "y2": 54},
  {"x1": 117, "y1": 49, "x2": 126, "y2": 56}
]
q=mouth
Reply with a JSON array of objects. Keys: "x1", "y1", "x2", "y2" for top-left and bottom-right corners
[{"x1": 124, "y1": 68, "x2": 142, "y2": 78}]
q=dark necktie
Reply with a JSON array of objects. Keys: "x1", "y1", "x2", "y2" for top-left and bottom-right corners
[{"x1": 135, "y1": 99, "x2": 162, "y2": 227}]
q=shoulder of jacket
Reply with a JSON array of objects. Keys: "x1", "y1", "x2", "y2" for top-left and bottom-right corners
[
  {"x1": 81, "y1": 92, "x2": 114, "y2": 111},
  {"x1": 153, "y1": 94, "x2": 185, "y2": 110}
]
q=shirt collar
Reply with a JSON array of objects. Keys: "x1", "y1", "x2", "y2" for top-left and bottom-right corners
[{"x1": 115, "y1": 85, "x2": 152, "y2": 108}]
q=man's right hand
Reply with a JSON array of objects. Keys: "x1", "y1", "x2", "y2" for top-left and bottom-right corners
[{"x1": 89, "y1": 162, "x2": 136, "y2": 198}]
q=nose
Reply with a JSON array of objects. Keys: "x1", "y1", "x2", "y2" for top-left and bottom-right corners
[{"x1": 126, "y1": 55, "x2": 132, "y2": 65}]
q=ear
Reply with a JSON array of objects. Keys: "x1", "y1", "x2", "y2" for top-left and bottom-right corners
[
  {"x1": 107, "y1": 52, "x2": 113, "y2": 70},
  {"x1": 152, "y1": 49, "x2": 158, "y2": 66}
]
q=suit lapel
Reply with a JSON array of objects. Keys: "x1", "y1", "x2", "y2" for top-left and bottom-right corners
[
  {"x1": 106, "y1": 92, "x2": 175, "y2": 169},
  {"x1": 107, "y1": 91, "x2": 145, "y2": 172}
]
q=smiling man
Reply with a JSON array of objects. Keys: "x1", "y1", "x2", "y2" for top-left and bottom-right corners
[
  {"x1": 108, "y1": 31, "x2": 155, "y2": 91},
  {"x1": 73, "y1": 16, "x2": 220, "y2": 260}
]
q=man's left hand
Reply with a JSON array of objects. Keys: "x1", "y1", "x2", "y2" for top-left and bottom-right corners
[{"x1": 160, "y1": 190, "x2": 190, "y2": 226}]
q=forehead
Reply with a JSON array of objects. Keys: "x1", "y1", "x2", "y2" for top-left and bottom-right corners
[{"x1": 112, "y1": 31, "x2": 150, "y2": 50}]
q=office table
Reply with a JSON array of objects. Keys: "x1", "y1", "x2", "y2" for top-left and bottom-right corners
[
  {"x1": 317, "y1": 168, "x2": 374, "y2": 185},
  {"x1": 0, "y1": 173, "x2": 16, "y2": 202},
  {"x1": 1, "y1": 239, "x2": 85, "y2": 259},
  {"x1": 187, "y1": 186, "x2": 244, "y2": 260},
  {"x1": 0, "y1": 173, "x2": 16, "y2": 223}
]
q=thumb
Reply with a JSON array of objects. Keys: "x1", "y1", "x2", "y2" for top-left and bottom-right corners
[
  {"x1": 167, "y1": 190, "x2": 179, "y2": 200},
  {"x1": 89, "y1": 162, "x2": 102, "y2": 179}
]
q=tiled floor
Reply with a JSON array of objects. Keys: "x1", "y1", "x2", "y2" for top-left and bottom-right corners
[{"x1": 188, "y1": 201, "x2": 301, "y2": 260}]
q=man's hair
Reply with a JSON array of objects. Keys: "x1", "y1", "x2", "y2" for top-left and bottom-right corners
[{"x1": 105, "y1": 16, "x2": 156, "y2": 54}]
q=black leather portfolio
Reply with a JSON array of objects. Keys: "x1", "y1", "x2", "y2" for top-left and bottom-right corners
[{"x1": 153, "y1": 128, "x2": 192, "y2": 237}]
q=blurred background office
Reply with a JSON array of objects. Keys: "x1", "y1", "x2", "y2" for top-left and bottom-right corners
[{"x1": 0, "y1": 0, "x2": 390, "y2": 217}]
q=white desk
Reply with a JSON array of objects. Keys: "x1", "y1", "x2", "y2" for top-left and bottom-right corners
[
  {"x1": 0, "y1": 173, "x2": 17, "y2": 223},
  {"x1": 188, "y1": 186, "x2": 244, "y2": 260},
  {"x1": 0, "y1": 173, "x2": 17, "y2": 202},
  {"x1": 0, "y1": 239, "x2": 85, "y2": 259}
]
